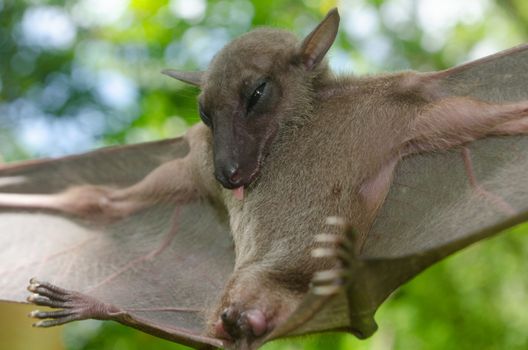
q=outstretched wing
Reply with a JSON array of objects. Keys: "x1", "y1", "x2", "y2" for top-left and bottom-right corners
[
  {"x1": 266, "y1": 45, "x2": 528, "y2": 342},
  {"x1": 0, "y1": 129, "x2": 233, "y2": 349}
]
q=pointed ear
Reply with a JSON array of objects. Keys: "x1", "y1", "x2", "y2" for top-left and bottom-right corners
[
  {"x1": 298, "y1": 8, "x2": 340, "y2": 70},
  {"x1": 161, "y1": 69, "x2": 204, "y2": 87}
]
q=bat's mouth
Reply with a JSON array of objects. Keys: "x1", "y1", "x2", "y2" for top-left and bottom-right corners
[
  {"x1": 230, "y1": 164, "x2": 261, "y2": 201},
  {"x1": 215, "y1": 122, "x2": 276, "y2": 194},
  {"x1": 245, "y1": 159, "x2": 263, "y2": 186},
  {"x1": 217, "y1": 153, "x2": 265, "y2": 191},
  {"x1": 216, "y1": 164, "x2": 260, "y2": 189}
]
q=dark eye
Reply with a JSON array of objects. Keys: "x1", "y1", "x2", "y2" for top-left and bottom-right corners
[
  {"x1": 199, "y1": 108, "x2": 212, "y2": 127},
  {"x1": 247, "y1": 82, "x2": 267, "y2": 111}
]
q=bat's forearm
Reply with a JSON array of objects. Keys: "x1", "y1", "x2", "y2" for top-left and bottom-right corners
[
  {"x1": 0, "y1": 125, "x2": 213, "y2": 220},
  {"x1": 119, "y1": 158, "x2": 198, "y2": 203},
  {"x1": 409, "y1": 97, "x2": 528, "y2": 153},
  {"x1": 0, "y1": 159, "x2": 203, "y2": 221},
  {"x1": 0, "y1": 186, "x2": 133, "y2": 220}
]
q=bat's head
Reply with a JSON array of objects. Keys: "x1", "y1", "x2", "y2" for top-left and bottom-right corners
[{"x1": 164, "y1": 9, "x2": 340, "y2": 192}]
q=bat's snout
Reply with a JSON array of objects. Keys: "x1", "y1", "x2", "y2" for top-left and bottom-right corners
[
  {"x1": 214, "y1": 159, "x2": 261, "y2": 190},
  {"x1": 215, "y1": 162, "x2": 243, "y2": 189}
]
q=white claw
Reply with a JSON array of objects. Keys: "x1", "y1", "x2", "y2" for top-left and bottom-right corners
[
  {"x1": 326, "y1": 216, "x2": 345, "y2": 226},
  {"x1": 313, "y1": 284, "x2": 341, "y2": 296},
  {"x1": 27, "y1": 293, "x2": 39, "y2": 302},
  {"x1": 29, "y1": 310, "x2": 40, "y2": 318},
  {"x1": 313, "y1": 269, "x2": 342, "y2": 282},
  {"x1": 311, "y1": 248, "x2": 337, "y2": 258}
]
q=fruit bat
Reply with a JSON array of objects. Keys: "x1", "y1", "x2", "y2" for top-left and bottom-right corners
[{"x1": 1, "y1": 7, "x2": 528, "y2": 350}]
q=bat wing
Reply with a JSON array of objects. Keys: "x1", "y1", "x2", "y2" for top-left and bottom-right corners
[
  {"x1": 0, "y1": 134, "x2": 233, "y2": 349},
  {"x1": 266, "y1": 45, "x2": 528, "y2": 342}
]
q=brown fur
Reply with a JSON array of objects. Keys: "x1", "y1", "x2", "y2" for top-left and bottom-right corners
[
  {"x1": 192, "y1": 10, "x2": 528, "y2": 347},
  {"x1": 3, "y1": 8, "x2": 528, "y2": 349}
]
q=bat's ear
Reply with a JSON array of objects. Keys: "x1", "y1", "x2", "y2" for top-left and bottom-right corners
[
  {"x1": 161, "y1": 69, "x2": 204, "y2": 87},
  {"x1": 298, "y1": 8, "x2": 340, "y2": 70}
]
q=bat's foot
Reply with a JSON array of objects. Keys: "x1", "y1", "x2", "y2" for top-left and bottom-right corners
[
  {"x1": 310, "y1": 216, "x2": 355, "y2": 296},
  {"x1": 27, "y1": 278, "x2": 123, "y2": 327},
  {"x1": 312, "y1": 217, "x2": 378, "y2": 339}
]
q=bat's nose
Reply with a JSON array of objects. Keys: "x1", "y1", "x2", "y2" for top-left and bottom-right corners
[{"x1": 215, "y1": 163, "x2": 242, "y2": 189}]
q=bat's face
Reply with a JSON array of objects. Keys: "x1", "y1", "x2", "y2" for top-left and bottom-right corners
[
  {"x1": 164, "y1": 10, "x2": 339, "y2": 193},
  {"x1": 199, "y1": 29, "x2": 317, "y2": 190}
]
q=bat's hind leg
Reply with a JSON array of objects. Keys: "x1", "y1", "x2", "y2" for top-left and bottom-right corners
[{"x1": 27, "y1": 278, "x2": 125, "y2": 327}]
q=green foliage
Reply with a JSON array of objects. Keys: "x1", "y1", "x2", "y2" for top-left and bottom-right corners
[{"x1": 1, "y1": 0, "x2": 528, "y2": 349}]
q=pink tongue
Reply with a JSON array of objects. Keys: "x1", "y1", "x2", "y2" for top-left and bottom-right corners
[{"x1": 233, "y1": 186, "x2": 244, "y2": 200}]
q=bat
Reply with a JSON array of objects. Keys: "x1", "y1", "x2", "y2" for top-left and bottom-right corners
[{"x1": 1, "y1": 7, "x2": 528, "y2": 350}]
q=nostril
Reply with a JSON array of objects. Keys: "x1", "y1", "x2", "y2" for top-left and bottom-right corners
[
  {"x1": 222, "y1": 163, "x2": 241, "y2": 185},
  {"x1": 228, "y1": 168, "x2": 242, "y2": 184},
  {"x1": 215, "y1": 163, "x2": 242, "y2": 189}
]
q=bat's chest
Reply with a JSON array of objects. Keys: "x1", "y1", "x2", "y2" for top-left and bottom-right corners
[{"x1": 226, "y1": 122, "x2": 379, "y2": 266}]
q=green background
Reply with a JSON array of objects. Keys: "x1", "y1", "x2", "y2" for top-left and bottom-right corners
[{"x1": 0, "y1": 0, "x2": 527, "y2": 349}]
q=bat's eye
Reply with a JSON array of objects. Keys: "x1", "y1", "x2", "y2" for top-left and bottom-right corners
[
  {"x1": 199, "y1": 108, "x2": 212, "y2": 127},
  {"x1": 247, "y1": 82, "x2": 267, "y2": 111}
]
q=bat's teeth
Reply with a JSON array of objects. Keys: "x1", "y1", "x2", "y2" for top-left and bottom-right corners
[
  {"x1": 313, "y1": 284, "x2": 342, "y2": 296},
  {"x1": 314, "y1": 233, "x2": 341, "y2": 244},
  {"x1": 326, "y1": 216, "x2": 346, "y2": 226},
  {"x1": 28, "y1": 310, "x2": 40, "y2": 318},
  {"x1": 311, "y1": 247, "x2": 337, "y2": 258}
]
